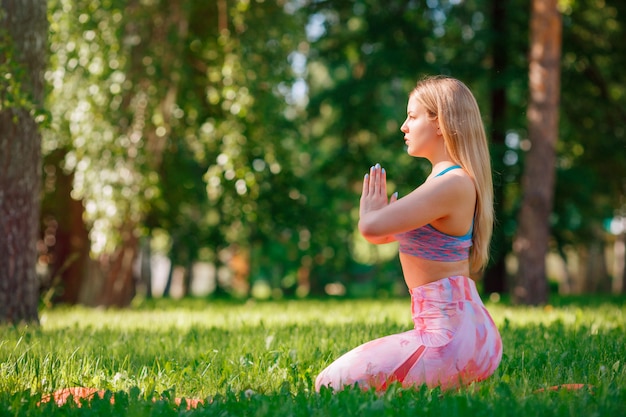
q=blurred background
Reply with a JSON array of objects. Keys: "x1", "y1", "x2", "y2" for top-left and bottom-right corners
[{"x1": 27, "y1": 0, "x2": 626, "y2": 307}]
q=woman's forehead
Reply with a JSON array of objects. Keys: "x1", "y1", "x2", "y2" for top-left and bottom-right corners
[{"x1": 407, "y1": 95, "x2": 425, "y2": 112}]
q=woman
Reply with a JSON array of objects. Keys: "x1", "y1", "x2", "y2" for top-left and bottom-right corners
[{"x1": 315, "y1": 76, "x2": 502, "y2": 392}]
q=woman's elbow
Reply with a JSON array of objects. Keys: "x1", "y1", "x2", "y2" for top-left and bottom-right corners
[{"x1": 358, "y1": 217, "x2": 382, "y2": 240}]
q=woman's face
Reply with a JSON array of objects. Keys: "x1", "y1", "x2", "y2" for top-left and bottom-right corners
[{"x1": 400, "y1": 94, "x2": 440, "y2": 158}]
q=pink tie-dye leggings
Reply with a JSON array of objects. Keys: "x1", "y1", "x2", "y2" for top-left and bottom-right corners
[{"x1": 315, "y1": 275, "x2": 502, "y2": 392}]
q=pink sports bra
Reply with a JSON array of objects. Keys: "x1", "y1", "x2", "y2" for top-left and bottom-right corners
[{"x1": 394, "y1": 165, "x2": 473, "y2": 262}]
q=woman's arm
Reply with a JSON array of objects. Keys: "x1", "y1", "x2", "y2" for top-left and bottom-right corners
[
  {"x1": 362, "y1": 234, "x2": 397, "y2": 245},
  {"x1": 358, "y1": 164, "x2": 397, "y2": 244},
  {"x1": 358, "y1": 164, "x2": 475, "y2": 242}
]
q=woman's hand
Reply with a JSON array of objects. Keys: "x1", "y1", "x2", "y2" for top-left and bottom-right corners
[
  {"x1": 359, "y1": 163, "x2": 398, "y2": 244},
  {"x1": 359, "y1": 163, "x2": 398, "y2": 220}
]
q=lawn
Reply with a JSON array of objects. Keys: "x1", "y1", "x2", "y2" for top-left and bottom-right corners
[{"x1": 1, "y1": 294, "x2": 625, "y2": 416}]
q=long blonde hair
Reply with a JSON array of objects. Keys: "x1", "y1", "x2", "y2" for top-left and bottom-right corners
[{"x1": 412, "y1": 76, "x2": 494, "y2": 273}]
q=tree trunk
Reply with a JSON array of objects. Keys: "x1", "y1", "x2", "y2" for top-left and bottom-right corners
[
  {"x1": 483, "y1": 0, "x2": 509, "y2": 294},
  {"x1": 0, "y1": 0, "x2": 47, "y2": 324},
  {"x1": 622, "y1": 237, "x2": 626, "y2": 294},
  {"x1": 513, "y1": 0, "x2": 562, "y2": 305},
  {"x1": 555, "y1": 245, "x2": 574, "y2": 294},
  {"x1": 621, "y1": 228, "x2": 626, "y2": 294},
  {"x1": 40, "y1": 150, "x2": 90, "y2": 305},
  {"x1": 582, "y1": 230, "x2": 610, "y2": 293},
  {"x1": 139, "y1": 236, "x2": 153, "y2": 299},
  {"x1": 95, "y1": 224, "x2": 138, "y2": 307}
]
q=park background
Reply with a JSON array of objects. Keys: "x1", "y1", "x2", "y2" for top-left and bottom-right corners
[
  {"x1": 1, "y1": 0, "x2": 626, "y2": 319},
  {"x1": 1, "y1": 1, "x2": 626, "y2": 415}
]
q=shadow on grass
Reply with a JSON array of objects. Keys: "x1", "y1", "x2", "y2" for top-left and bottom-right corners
[{"x1": 2, "y1": 379, "x2": 624, "y2": 417}]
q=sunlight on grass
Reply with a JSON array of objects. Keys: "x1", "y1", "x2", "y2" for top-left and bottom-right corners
[
  {"x1": 38, "y1": 298, "x2": 414, "y2": 331},
  {"x1": 1, "y1": 296, "x2": 625, "y2": 416}
]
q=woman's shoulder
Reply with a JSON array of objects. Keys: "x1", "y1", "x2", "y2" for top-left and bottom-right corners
[
  {"x1": 425, "y1": 168, "x2": 475, "y2": 198},
  {"x1": 424, "y1": 169, "x2": 476, "y2": 234},
  {"x1": 418, "y1": 166, "x2": 475, "y2": 204}
]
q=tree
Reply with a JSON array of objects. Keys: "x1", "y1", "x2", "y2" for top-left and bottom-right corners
[
  {"x1": 43, "y1": 0, "x2": 309, "y2": 302},
  {"x1": 513, "y1": 0, "x2": 562, "y2": 304},
  {"x1": 45, "y1": 0, "x2": 172, "y2": 306},
  {"x1": 482, "y1": 0, "x2": 511, "y2": 294},
  {"x1": 0, "y1": 0, "x2": 47, "y2": 323},
  {"x1": 301, "y1": 0, "x2": 531, "y2": 294},
  {"x1": 554, "y1": 0, "x2": 626, "y2": 293},
  {"x1": 38, "y1": 0, "x2": 626, "y2": 303}
]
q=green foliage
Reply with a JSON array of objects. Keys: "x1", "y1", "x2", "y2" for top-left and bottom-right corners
[
  {"x1": 44, "y1": 0, "x2": 314, "y2": 292},
  {"x1": 0, "y1": 35, "x2": 28, "y2": 112},
  {"x1": 0, "y1": 297, "x2": 625, "y2": 415},
  {"x1": 0, "y1": 12, "x2": 47, "y2": 122},
  {"x1": 46, "y1": 0, "x2": 163, "y2": 254},
  {"x1": 41, "y1": 0, "x2": 626, "y2": 301},
  {"x1": 555, "y1": 0, "x2": 626, "y2": 242},
  {"x1": 302, "y1": 0, "x2": 626, "y2": 286}
]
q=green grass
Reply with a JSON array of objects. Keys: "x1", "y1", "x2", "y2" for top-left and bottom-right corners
[{"x1": 1, "y1": 295, "x2": 625, "y2": 416}]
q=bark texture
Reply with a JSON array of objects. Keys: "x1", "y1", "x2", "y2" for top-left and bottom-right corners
[
  {"x1": 513, "y1": 0, "x2": 562, "y2": 305},
  {"x1": 0, "y1": 0, "x2": 47, "y2": 323}
]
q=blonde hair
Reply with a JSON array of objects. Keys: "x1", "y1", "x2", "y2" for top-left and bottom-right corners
[{"x1": 411, "y1": 76, "x2": 494, "y2": 273}]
